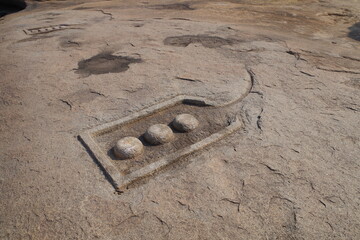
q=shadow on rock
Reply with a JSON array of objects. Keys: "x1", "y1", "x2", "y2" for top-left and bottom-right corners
[{"x1": 0, "y1": 0, "x2": 26, "y2": 17}]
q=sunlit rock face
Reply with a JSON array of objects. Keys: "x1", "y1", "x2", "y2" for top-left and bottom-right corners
[{"x1": 1, "y1": 0, "x2": 360, "y2": 239}]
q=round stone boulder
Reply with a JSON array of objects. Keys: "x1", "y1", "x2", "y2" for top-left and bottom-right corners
[
  {"x1": 114, "y1": 137, "x2": 144, "y2": 160},
  {"x1": 172, "y1": 114, "x2": 199, "y2": 132},
  {"x1": 144, "y1": 124, "x2": 174, "y2": 145}
]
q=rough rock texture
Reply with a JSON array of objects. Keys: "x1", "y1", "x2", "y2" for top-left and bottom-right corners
[
  {"x1": 0, "y1": 0, "x2": 360, "y2": 239},
  {"x1": 144, "y1": 124, "x2": 175, "y2": 145},
  {"x1": 173, "y1": 113, "x2": 199, "y2": 132},
  {"x1": 114, "y1": 137, "x2": 143, "y2": 160}
]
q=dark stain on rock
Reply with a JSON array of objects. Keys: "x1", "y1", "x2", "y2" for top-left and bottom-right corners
[
  {"x1": 73, "y1": 7, "x2": 94, "y2": 10},
  {"x1": 164, "y1": 35, "x2": 239, "y2": 48},
  {"x1": 76, "y1": 52, "x2": 142, "y2": 76},
  {"x1": 147, "y1": 3, "x2": 194, "y2": 11},
  {"x1": 348, "y1": 22, "x2": 360, "y2": 41},
  {"x1": 345, "y1": 78, "x2": 360, "y2": 89}
]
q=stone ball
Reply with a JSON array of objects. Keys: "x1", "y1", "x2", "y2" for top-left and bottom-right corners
[
  {"x1": 114, "y1": 137, "x2": 144, "y2": 160},
  {"x1": 144, "y1": 124, "x2": 174, "y2": 145},
  {"x1": 172, "y1": 114, "x2": 199, "y2": 132}
]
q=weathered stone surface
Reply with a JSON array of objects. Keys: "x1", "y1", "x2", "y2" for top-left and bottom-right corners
[
  {"x1": 1, "y1": 0, "x2": 360, "y2": 239},
  {"x1": 172, "y1": 113, "x2": 199, "y2": 132},
  {"x1": 113, "y1": 137, "x2": 143, "y2": 159},
  {"x1": 144, "y1": 124, "x2": 174, "y2": 145}
]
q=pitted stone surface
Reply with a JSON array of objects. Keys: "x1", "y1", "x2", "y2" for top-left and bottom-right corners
[
  {"x1": 114, "y1": 137, "x2": 143, "y2": 159},
  {"x1": 144, "y1": 124, "x2": 174, "y2": 145},
  {"x1": 172, "y1": 113, "x2": 199, "y2": 132}
]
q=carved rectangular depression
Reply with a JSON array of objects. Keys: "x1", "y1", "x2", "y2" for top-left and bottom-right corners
[{"x1": 79, "y1": 96, "x2": 242, "y2": 191}]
